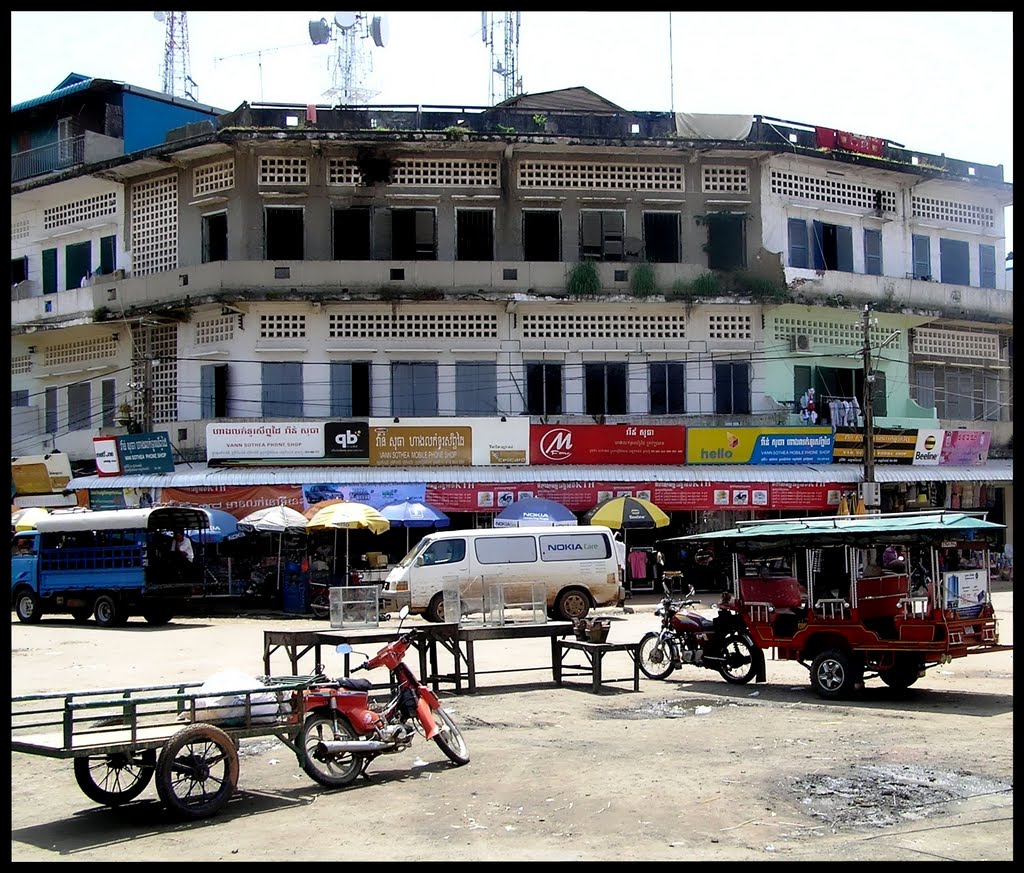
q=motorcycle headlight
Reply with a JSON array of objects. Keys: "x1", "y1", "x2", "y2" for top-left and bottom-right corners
[{"x1": 654, "y1": 606, "x2": 665, "y2": 616}]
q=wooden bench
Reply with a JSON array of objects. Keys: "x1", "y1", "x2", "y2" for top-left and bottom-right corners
[{"x1": 554, "y1": 640, "x2": 640, "y2": 693}]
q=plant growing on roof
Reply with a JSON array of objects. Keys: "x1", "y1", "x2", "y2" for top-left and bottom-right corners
[
  {"x1": 629, "y1": 262, "x2": 657, "y2": 298},
  {"x1": 566, "y1": 260, "x2": 601, "y2": 298}
]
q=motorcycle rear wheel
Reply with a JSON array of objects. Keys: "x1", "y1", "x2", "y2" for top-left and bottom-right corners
[
  {"x1": 429, "y1": 704, "x2": 470, "y2": 766},
  {"x1": 717, "y1": 634, "x2": 757, "y2": 685},
  {"x1": 300, "y1": 712, "x2": 365, "y2": 788},
  {"x1": 637, "y1": 632, "x2": 675, "y2": 680}
]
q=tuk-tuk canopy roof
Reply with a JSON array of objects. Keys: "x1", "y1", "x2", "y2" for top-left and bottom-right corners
[
  {"x1": 32, "y1": 506, "x2": 210, "y2": 533},
  {"x1": 665, "y1": 511, "x2": 1004, "y2": 551}
]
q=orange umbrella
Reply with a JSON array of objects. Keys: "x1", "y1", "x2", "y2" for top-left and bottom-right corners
[{"x1": 303, "y1": 498, "x2": 347, "y2": 520}]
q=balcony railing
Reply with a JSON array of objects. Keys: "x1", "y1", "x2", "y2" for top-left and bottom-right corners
[{"x1": 11, "y1": 136, "x2": 85, "y2": 182}]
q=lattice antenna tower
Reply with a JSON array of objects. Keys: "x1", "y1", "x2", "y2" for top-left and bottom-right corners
[
  {"x1": 308, "y1": 12, "x2": 388, "y2": 105},
  {"x1": 154, "y1": 11, "x2": 196, "y2": 100},
  {"x1": 481, "y1": 11, "x2": 522, "y2": 105}
]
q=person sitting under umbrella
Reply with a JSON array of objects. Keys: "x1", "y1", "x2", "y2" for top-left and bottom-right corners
[{"x1": 171, "y1": 528, "x2": 194, "y2": 582}]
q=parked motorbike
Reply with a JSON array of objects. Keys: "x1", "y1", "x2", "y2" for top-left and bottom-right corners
[
  {"x1": 298, "y1": 606, "x2": 470, "y2": 788},
  {"x1": 637, "y1": 584, "x2": 763, "y2": 684}
]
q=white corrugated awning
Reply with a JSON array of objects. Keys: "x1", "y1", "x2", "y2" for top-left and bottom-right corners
[
  {"x1": 871, "y1": 462, "x2": 1013, "y2": 483},
  {"x1": 70, "y1": 463, "x2": 878, "y2": 490}
]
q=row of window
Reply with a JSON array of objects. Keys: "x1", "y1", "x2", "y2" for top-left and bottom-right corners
[
  {"x1": 11, "y1": 234, "x2": 118, "y2": 293},
  {"x1": 14, "y1": 360, "x2": 1001, "y2": 436},
  {"x1": 787, "y1": 218, "x2": 998, "y2": 288}
]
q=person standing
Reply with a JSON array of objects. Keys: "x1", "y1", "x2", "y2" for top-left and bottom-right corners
[
  {"x1": 613, "y1": 531, "x2": 626, "y2": 582},
  {"x1": 171, "y1": 529, "x2": 194, "y2": 583}
]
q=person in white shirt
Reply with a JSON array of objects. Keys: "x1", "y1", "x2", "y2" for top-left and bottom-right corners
[
  {"x1": 172, "y1": 529, "x2": 194, "y2": 563},
  {"x1": 613, "y1": 531, "x2": 626, "y2": 580}
]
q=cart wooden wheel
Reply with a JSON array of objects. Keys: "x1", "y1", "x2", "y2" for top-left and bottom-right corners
[
  {"x1": 155, "y1": 723, "x2": 239, "y2": 820},
  {"x1": 74, "y1": 749, "x2": 156, "y2": 806}
]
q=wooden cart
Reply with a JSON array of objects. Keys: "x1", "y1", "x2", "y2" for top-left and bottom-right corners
[{"x1": 11, "y1": 675, "x2": 314, "y2": 820}]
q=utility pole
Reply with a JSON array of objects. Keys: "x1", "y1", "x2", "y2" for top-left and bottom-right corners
[{"x1": 861, "y1": 305, "x2": 877, "y2": 508}]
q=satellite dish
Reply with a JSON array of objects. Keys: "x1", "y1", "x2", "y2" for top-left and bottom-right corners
[
  {"x1": 153, "y1": 10, "x2": 165, "y2": 22},
  {"x1": 333, "y1": 11, "x2": 357, "y2": 29},
  {"x1": 308, "y1": 17, "x2": 332, "y2": 45},
  {"x1": 370, "y1": 14, "x2": 389, "y2": 48}
]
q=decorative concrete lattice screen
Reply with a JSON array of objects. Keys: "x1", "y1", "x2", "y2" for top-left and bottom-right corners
[
  {"x1": 328, "y1": 158, "x2": 363, "y2": 186},
  {"x1": 258, "y1": 156, "x2": 309, "y2": 186},
  {"x1": 44, "y1": 335, "x2": 118, "y2": 367},
  {"x1": 131, "y1": 323, "x2": 178, "y2": 424},
  {"x1": 911, "y1": 197, "x2": 995, "y2": 229},
  {"x1": 707, "y1": 313, "x2": 753, "y2": 340},
  {"x1": 391, "y1": 160, "x2": 500, "y2": 187},
  {"x1": 772, "y1": 317, "x2": 899, "y2": 351},
  {"x1": 260, "y1": 313, "x2": 307, "y2": 338},
  {"x1": 195, "y1": 315, "x2": 235, "y2": 345},
  {"x1": 12, "y1": 354, "x2": 31, "y2": 375},
  {"x1": 329, "y1": 311, "x2": 499, "y2": 338},
  {"x1": 193, "y1": 159, "x2": 235, "y2": 197},
  {"x1": 518, "y1": 162, "x2": 685, "y2": 191},
  {"x1": 702, "y1": 166, "x2": 749, "y2": 193},
  {"x1": 912, "y1": 328, "x2": 1000, "y2": 361},
  {"x1": 131, "y1": 175, "x2": 178, "y2": 276},
  {"x1": 11, "y1": 217, "x2": 30, "y2": 242},
  {"x1": 521, "y1": 312, "x2": 686, "y2": 339},
  {"x1": 43, "y1": 191, "x2": 118, "y2": 231},
  {"x1": 770, "y1": 170, "x2": 897, "y2": 213}
]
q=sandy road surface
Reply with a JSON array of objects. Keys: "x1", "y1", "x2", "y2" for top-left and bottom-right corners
[{"x1": 10, "y1": 589, "x2": 1013, "y2": 861}]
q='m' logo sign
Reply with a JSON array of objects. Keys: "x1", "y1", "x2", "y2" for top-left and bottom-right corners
[{"x1": 539, "y1": 428, "x2": 573, "y2": 461}]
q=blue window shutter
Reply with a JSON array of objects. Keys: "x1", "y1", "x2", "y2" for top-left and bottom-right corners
[
  {"x1": 455, "y1": 362, "x2": 497, "y2": 416},
  {"x1": 811, "y1": 221, "x2": 825, "y2": 270},
  {"x1": 330, "y1": 362, "x2": 354, "y2": 417},
  {"x1": 788, "y1": 218, "x2": 808, "y2": 268},
  {"x1": 939, "y1": 238, "x2": 970, "y2": 285},
  {"x1": 836, "y1": 226, "x2": 854, "y2": 272},
  {"x1": 261, "y1": 362, "x2": 303, "y2": 417},
  {"x1": 864, "y1": 229, "x2": 882, "y2": 276},
  {"x1": 392, "y1": 362, "x2": 438, "y2": 417},
  {"x1": 45, "y1": 386, "x2": 58, "y2": 433},
  {"x1": 979, "y1": 244, "x2": 996, "y2": 289},
  {"x1": 912, "y1": 235, "x2": 931, "y2": 279},
  {"x1": 42, "y1": 248, "x2": 58, "y2": 294}
]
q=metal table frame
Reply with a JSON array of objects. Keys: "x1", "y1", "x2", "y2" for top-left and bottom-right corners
[{"x1": 554, "y1": 640, "x2": 641, "y2": 693}]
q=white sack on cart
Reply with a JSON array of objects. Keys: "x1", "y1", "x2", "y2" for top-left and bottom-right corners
[{"x1": 192, "y1": 670, "x2": 289, "y2": 724}]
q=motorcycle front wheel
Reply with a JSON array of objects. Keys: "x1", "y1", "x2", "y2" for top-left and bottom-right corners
[
  {"x1": 429, "y1": 704, "x2": 470, "y2": 766},
  {"x1": 300, "y1": 712, "x2": 365, "y2": 788},
  {"x1": 718, "y1": 634, "x2": 757, "y2": 685},
  {"x1": 637, "y1": 632, "x2": 676, "y2": 680}
]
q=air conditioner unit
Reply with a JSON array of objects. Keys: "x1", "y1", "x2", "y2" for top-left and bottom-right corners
[{"x1": 791, "y1": 333, "x2": 813, "y2": 353}]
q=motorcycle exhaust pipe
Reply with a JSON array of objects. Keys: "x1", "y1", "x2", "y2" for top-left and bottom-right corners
[{"x1": 317, "y1": 739, "x2": 392, "y2": 755}]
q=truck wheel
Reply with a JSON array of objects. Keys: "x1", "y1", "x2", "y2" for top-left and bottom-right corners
[
  {"x1": 14, "y1": 589, "x2": 43, "y2": 624},
  {"x1": 94, "y1": 595, "x2": 121, "y2": 628}
]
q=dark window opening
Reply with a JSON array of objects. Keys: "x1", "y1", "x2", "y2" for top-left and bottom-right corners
[
  {"x1": 580, "y1": 210, "x2": 624, "y2": 262},
  {"x1": 265, "y1": 207, "x2": 304, "y2": 260},
  {"x1": 939, "y1": 237, "x2": 970, "y2": 286},
  {"x1": 330, "y1": 361, "x2": 372, "y2": 417},
  {"x1": 714, "y1": 361, "x2": 750, "y2": 415},
  {"x1": 202, "y1": 213, "x2": 227, "y2": 264},
  {"x1": 42, "y1": 249, "x2": 57, "y2": 295},
  {"x1": 526, "y1": 362, "x2": 562, "y2": 415},
  {"x1": 523, "y1": 211, "x2": 561, "y2": 261},
  {"x1": 333, "y1": 207, "x2": 372, "y2": 260},
  {"x1": 456, "y1": 209, "x2": 494, "y2": 261},
  {"x1": 811, "y1": 220, "x2": 853, "y2": 272},
  {"x1": 584, "y1": 362, "x2": 627, "y2": 416},
  {"x1": 643, "y1": 212, "x2": 680, "y2": 263},
  {"x1": 649, "y1": 362, "x2": 685, "y2": 414},
  {"x1": 392, "y1": 209, "x2": 436, "y2": 260},
  {"x1": 12, "y1": 390, "x2": 29, "y2": 407},
  {"x1": 705, "y1": 213, "x2": 746, "y2": 270},
  {"x1": 45, "y1": 386, "x2": 58, "y2": 433},
  {"x1": 99, "y1": 234, "x2": 117, "y2": 274},
  {"x1": 201, "y1": 363, "x2": 229, "y2": 418},
  {"x1": 101, "y1": 379, "x2": 116, "y2": 426},
  {"x1": 65, "y1": 240, "x2": 91, "y2": 290},
  {"x1": 11, "y1": 256, "x2": 28, "y2": 285}
]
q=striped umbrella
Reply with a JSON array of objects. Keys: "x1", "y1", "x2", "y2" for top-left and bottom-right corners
[{"x1": 584, "y1": 495, "x2": 670, "y2": 562}]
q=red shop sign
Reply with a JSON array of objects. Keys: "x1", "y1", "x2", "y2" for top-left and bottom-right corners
[{"x1": 530, "y1": 424, "x2": 686, "y2": 465}]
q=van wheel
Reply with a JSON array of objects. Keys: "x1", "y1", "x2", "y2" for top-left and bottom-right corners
[
  {"x1": 94, "y1": 595, "x2": 121, "y2": 628},
  {"x1": 425, "y1": 593, "x2": 446, "y2": 623},
  {"x1": 15, "y1": 589, "x2": 43, "y2": 624},
  {"x1": 553, "y1": 589, "x2": 591, "y2": 622}
]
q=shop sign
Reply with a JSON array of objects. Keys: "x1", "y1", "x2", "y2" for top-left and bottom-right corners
[
  {"x1": 530, "y1": 424, "x2": 686, "y2": 464},
  {"x1": 940, "y1": 430, "x2": 992, "y2": 466},
  {"x1": 11, "y1": 453, "x2": 73, "y2": 495},
  {"x1": 912, "y1": 429, "x2": 944, "y2": 465},
  {"x1": 115, "y1": 432, "x2": 175, "y2": 475},
  {"x1": 368, "y1": 417, "x2": 529, "y2": 467},
  {"x1": 686, "y1": 427, "x2": 834, "y2": 464},
  {"x1": 206, "y1": 422, "x2": 325, "y2": 463},
  {"x1": 302, "y1": 483, "x2": 426, "y2": 508},
  {"x1": 832, "y1": 427, "x2": 917, "y2": 464},
  {"x1": 158, "y1": 484, "x2": 304, "y2": 518}
]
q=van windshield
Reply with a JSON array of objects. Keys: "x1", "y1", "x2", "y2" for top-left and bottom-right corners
[{"x1": 395, "y1": 540, "x2": 430, "y2": 569}]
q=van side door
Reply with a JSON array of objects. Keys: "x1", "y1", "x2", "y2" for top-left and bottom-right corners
[{"x1": 11, "y1": 532, "x2": 39, "y2": 591}]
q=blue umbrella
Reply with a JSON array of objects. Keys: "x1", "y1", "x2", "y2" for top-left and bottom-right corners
[
  {"x1": 186, "y1": 507, "x2": 242, "y2": 543},
  {"x1": 493, "y1": 496, "x2": 578, "y2": 528},
  {"x1": 380, "y1": 499, "x2": 450, "y2": 552}
]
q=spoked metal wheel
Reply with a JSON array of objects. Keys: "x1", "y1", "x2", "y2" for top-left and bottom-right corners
[
  {"x1": 155, "y1": 724, "x2": 239, "y2": 820},
  {"x1": 300, "y1": 712, "x2": 365, "y2": 788},
  {"x1": 74, "y1": 749, "x2": 156, "y2": 806},
  {"x1": 428, "y1": 704, "x2": 470, "y2": 766},
  {"x1": 718, "y1": 634, "x2": 758, "y2": 685},
  {"x1": 637, "y1": 632, "x2": 675, "y2": 680}
]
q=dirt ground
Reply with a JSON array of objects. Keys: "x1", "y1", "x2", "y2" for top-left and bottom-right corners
[{"x1": 9, "y1": 585, "x2": 1014, "y2": 862}]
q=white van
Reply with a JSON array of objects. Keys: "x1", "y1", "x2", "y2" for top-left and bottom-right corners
[{"x1": 380, "y1": 525, "x2": 623, "y2": 622}]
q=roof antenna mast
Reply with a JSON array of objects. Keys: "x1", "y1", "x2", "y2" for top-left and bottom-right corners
[
  {"x1": 482, "y1": 11, "x2": 522, "y2": 106},
  {"x1": 154, "y1": 11, "x2": 196, "y2": 100}
]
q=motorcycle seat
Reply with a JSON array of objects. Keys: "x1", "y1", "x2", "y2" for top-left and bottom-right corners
[{"x1": 337, "y1": 677, "x2": 373, "y2": 691}]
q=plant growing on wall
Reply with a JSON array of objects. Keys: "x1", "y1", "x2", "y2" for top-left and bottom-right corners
[
  {"x1": 532, "y1": 114, "x2": 547, "y2": 127},
  {"x1": 566, "y1": 260, "x2": 601, "y2": 298},
  {"x1": 629, "y1": 262, "x2": 657, "y2": 298}
]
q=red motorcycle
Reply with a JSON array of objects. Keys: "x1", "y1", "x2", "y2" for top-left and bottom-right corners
[
  {"x1": 637, "y1": 584, "x2": 763, "y2": 684},
  {"x1": 299, "y1": 606, "x2": 470, "y2": 788}
]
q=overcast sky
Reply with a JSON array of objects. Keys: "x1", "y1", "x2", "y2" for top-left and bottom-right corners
[{"x1": 10, "y1": 10, "x2": 1013, "y2": 255}]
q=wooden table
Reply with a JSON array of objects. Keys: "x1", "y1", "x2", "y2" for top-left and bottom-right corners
[{"x1": 554, "y1": 640, "x2": 641, "y2": 693}]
